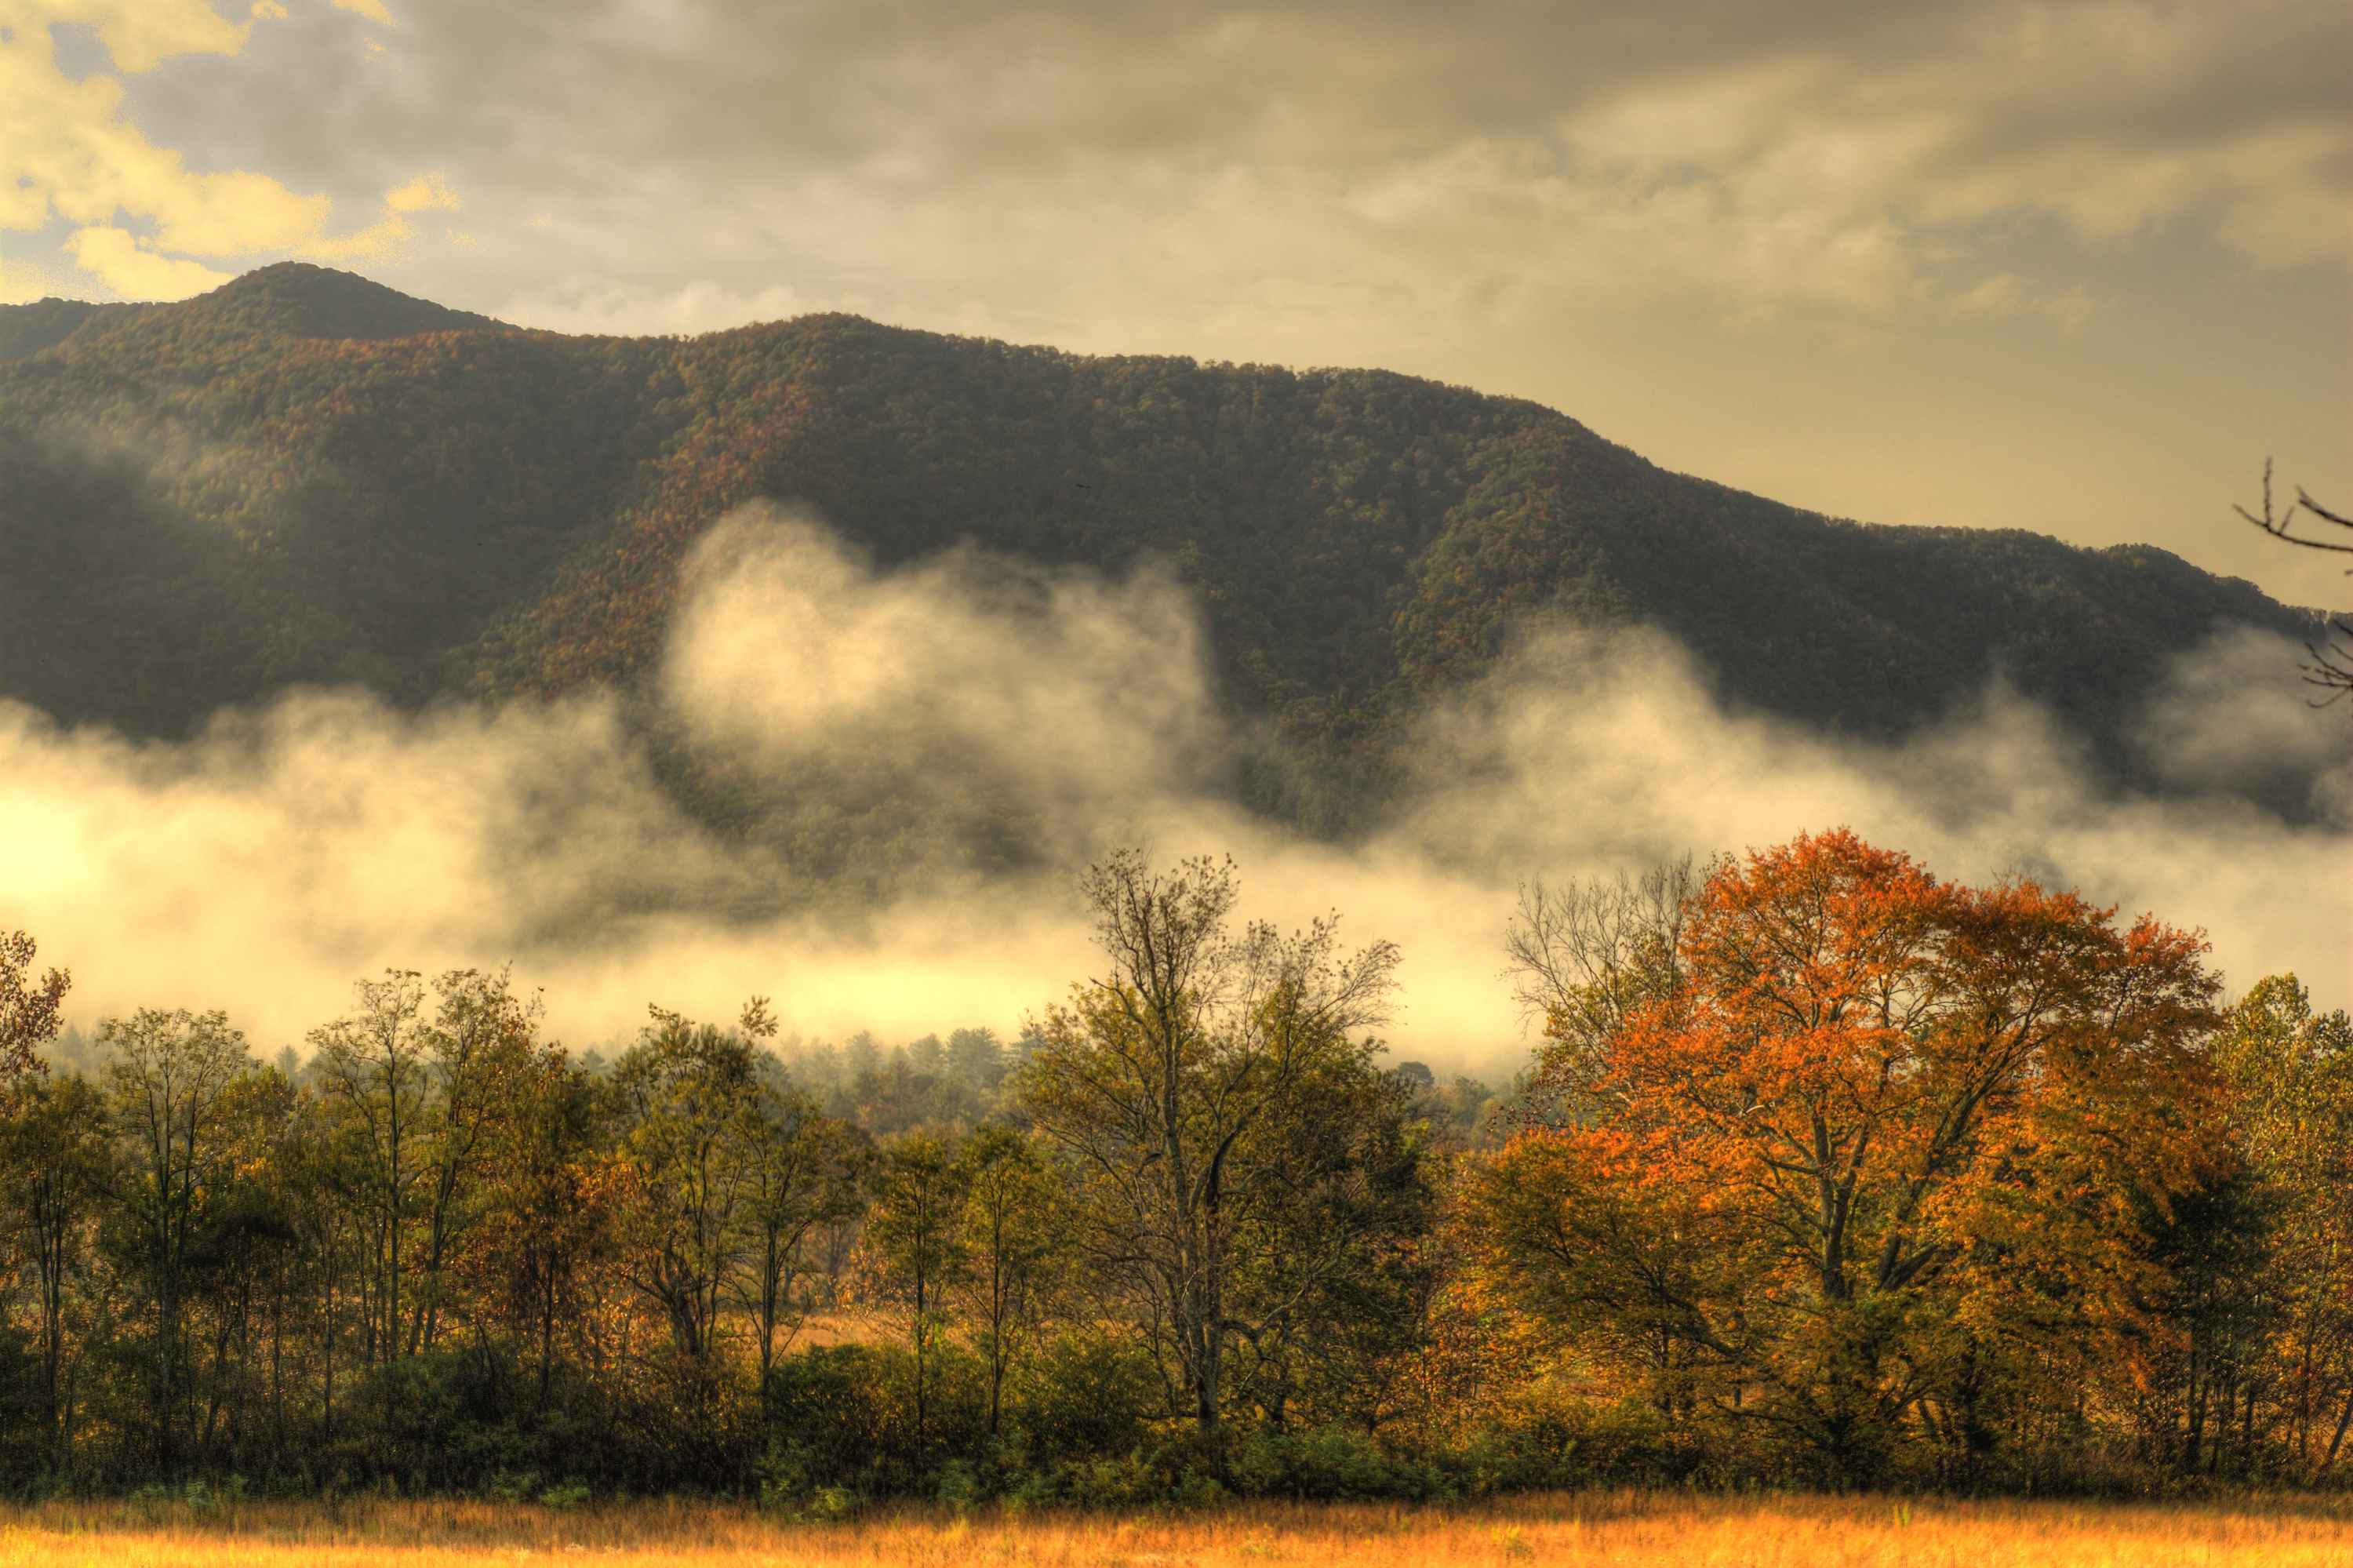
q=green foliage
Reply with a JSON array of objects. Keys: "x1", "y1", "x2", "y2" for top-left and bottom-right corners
[
  {"x1": 760, "y1": 1341, "x2": 989, "y2": 1499},
  {"x1": 1229, "y1": 1424, "x2": 1455, "y2": 1501},
  {"x1": 0, "y1": 880, "x2": 2340, "y2": 1503},
  {"x1": 1009, "y1": 1332, "x2": 1160, "y2": 1464}
]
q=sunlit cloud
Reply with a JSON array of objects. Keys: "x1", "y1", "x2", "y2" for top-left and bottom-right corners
[
  {"x1": 60, "y1": 222, "x2": 231, "y2": 296},
  {"x1": 2, "y1": 0, "x2": 452, "y2": 300},
  {"x1": 298, "y1": 172, "x2": 464, "y2": 266},
  {"x1": 500, "y1": 275, "x2": 822, "y2": 337}
]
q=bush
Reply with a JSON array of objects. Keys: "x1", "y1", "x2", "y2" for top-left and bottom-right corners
[
  {"x1": 761, "y1": 1341, "x2": 991, "y2": 1499},
  {"x1": 1231, "y1": 1425, "x2": 1454, "y2": 1501},
  {"x1": 538, "y1": 1479, "x2": 591, "y2": 1510},
  {"x1": 1009, "y1": 1331, "x2": 1159, "y2": 1464}
]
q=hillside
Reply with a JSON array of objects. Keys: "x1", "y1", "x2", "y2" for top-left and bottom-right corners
[{"x1": 2, "y1": 264, "x2": 2329, "y2": 838}]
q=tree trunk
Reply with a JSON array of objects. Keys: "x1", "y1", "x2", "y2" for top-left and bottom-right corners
[
  {"x1": 2322, "y1": 1387, "x2": 2353, "y2": 1472},
  {"x1": 2184, "y1": 1359, "x2": 2208, "y2": 1473}
]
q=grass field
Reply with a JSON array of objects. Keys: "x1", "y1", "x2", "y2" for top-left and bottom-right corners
[{"x1": 1, "y1": 1491, "x2": 2348, "y2": 1566}]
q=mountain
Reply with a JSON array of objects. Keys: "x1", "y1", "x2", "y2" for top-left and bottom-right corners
[
  {"x1": 0, "y1": 264, "x2": 515, "y2": 362},
  {"x1": 2, "y1": 264, "x2": 2331, "y2": 836}
]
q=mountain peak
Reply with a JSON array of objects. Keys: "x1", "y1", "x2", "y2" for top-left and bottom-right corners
[
  {"x1": 0, "y1": 263, "x2": 517, "y2": 361},
  {"x1": 190, "y1": 262, "x2": 518, "y2": 342}
]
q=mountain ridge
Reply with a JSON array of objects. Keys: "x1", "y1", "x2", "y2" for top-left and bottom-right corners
[{"x1": 1, "y1": 264, "x2": 2330, "y2": 839}]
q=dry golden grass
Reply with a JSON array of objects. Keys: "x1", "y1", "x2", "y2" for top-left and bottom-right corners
[{"x1": 2, "y1": 1491, "x2": 2348, "y2": 1567}]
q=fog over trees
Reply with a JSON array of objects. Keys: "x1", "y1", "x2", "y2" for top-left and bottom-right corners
[
  {"x1": 1, "y1": 835, "x2": 2345, "y2": 1503},
  {"x1": 2, "y1": 268, "x2": 2346, "y2": 1504}
]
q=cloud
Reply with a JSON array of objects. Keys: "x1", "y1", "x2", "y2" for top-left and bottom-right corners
[
  {"x1": 1379, "y1": 624, "x2": 2351, "y2": 1044},
  {"x1": 2135, "y1": 622, "x2": 2353, "y2": 818},
  {"x1": 667, "y1": 507, "x2": 1227, "y2": 820},
  {"x1": 1947, "y1": 271, "x2": 2097, "y2": 329},
  {"x1": 49, "y1": 0, "x2": 2344, "y2": 327},
  {"x1": 499, "y1": 275, "x2": 820, "y2": 337},
  {"x1": 2, "y1": 0, "x2": 325, "y2": 291},
  {"x1": 62, "y1": 223, "x2": 231, "y2": 296},
  {"x1": 2, "y1": 0, "x2": 460, "y2": 299},
  {"x1": 385, "y1": 172, "x2": 456, "y2": 214},
  {"x1": 2, "y1": 508, "x2": 2341, "y2": 1082},
  {"x1": 296, "y1": 173, "x2": 465, "y2": 266}
]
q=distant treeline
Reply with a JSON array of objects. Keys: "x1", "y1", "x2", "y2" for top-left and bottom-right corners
[
  {"x1": 0, "y1": 838, "x2": 2344, "y2": 1504},
  {"x1": 3, "y1": 264, "x2": 2334, "y2": 849}
]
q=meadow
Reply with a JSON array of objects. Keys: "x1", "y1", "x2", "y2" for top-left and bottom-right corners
[{"x1": 1, "y1": 1492, "x2": 2348, "y2": 1568}]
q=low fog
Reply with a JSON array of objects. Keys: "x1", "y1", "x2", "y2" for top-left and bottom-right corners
[{"x1": 4, "y1": 502, "x2": 2345, "y2": 1079}]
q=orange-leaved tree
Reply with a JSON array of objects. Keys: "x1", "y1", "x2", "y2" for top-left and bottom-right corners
[{"x1": 1467, "y1": 828, "x2": 2225, "y2": 1484}]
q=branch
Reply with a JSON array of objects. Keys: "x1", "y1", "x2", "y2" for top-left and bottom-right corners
[
  {"x1": 2300, "y1": 617, "x2": 2353, "y2": 707},
  {"x1": 2238, "y1": 460, "x2": 2353, "y2": 562}
]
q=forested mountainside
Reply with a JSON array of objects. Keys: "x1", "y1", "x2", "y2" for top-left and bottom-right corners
[{"x1": 2, "y1": 264, "x2": 2326, "y2": 827}]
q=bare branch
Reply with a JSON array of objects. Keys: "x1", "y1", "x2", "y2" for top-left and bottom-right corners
[{"x1": 2238, "y1": 459, "x2": 2353, "y2": 563}]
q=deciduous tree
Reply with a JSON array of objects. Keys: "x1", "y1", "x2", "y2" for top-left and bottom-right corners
[
  {"x1": 2, "y1": 1072, "x2": 110, "y2": 1457},
  {"x1": 1471, "y1": 829, "x2": 2226, "y2": 1483},
  {"x1": 952, "y1": 1124, "x2": 1067, "y2": 1436},
  {"x1": 308, "y1": 971, "x2": 431, "y2": 1368},
  {"x1": 1022, "y1": 850, "x2": 1398, "y2": 1435},
  {"x1": 0, "y1": 930, "x2": 68, "y2": 1095},
  {"x1": 100, "y1": 1006, "x2": 253, "y2": 1470},
  {"x1": 858, "y1": 1133, "x2": 969, "y2": 1466}
]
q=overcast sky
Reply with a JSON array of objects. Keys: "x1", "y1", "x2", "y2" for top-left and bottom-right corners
[{"x1": 6, "y1": 0, "x2": 2348, "y2": 609}]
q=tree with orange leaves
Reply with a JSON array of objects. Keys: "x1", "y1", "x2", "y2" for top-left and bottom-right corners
[{"x1": 1468, "y1": 829, "x2": 2226, "y2": 1483}]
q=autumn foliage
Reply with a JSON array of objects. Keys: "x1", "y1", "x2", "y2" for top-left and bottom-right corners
[
  {"x1": 0, "y1": 836, "x2": 2346, "y2": 1500},
  {"x1": 1469, "y1": 829, "x2": 2228, "y2": 1483},
  {"x1": 0, "y1": 930, "x2": 69, "y2": 1096}
]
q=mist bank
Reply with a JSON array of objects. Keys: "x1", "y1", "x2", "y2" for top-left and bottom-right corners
[{"x1": 3, "y1": 504, "x2": 2344, "y2": 1075}]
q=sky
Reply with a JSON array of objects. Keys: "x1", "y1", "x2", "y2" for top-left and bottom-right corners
[{"x1": 4, "y1": 0, "x2": 2349, "y2": 612}]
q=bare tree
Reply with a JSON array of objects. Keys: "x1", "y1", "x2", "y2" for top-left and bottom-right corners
[
  {"x1": 1503, "y1": 857, "x2": 1697, "y2": 1126},
  {"x1": 2238, "y1": 460, "x2": 2353, "y2": 704}
]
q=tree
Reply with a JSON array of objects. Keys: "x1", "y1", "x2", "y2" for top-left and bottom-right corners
[
  {"x1": 858, "y1": 1133, "x2": 969, "y2": 1467},
  {"x1": 947, "y1": 1028, "x2": 1006, "y2": 1089},
  {"x1": 100, "y1": 1006, "x2": 253, "y2": 1471},
  {"x1": 729, "y1": 1068, "x2": 859, "y2": 1397},
  {"x1": 951, "y1": 1125, "x2": 1067, "y2": 1437},
  {"x1": 2237, "y1": 462, "x2": 2353, "y2": 702},
  {"x1": 614, "y1": 1008, "x2": 760, "y2": 1362},
  {"x1": 1214, "y1": 1060, "x2": 1438, "y2": 1434},
  {"x1": 1469, "y1": 829, "x2": 2227, "y2": 1483},
  {"x1": 307, "y1": 970, "x2": 431, "y2": 1368},
  {"x1": 2210, "y1": 974, "x2": 2353, "y2": 1472},
  {"x1": 1021, "y1": 849, "x2": 1399, "y2": 1435},
  {"x1": 460, "y1": 1039, "x2": 619, "y2": 1413},
  {"x1": 276, "y1": 1094, "x2": 366, "y2": 1450},
  {"x1": 1, "y1": 1072, "x2": 110, "y2": 1459},
  {"x1": 1503, "y1": 857, "x2": 1693, "y2": 1124},
  {"x1": 0, "y1": 930, "x2": 69, "y2": 1094},
  {"x1": 409, "y1": 968, "x2": 540, "y2": 1354}
]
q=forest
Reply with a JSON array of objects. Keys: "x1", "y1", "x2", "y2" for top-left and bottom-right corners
[
  {"x1": 0, "y1": 834, "x2": 2345, "y2": 1505},
  {"x1": 3, "y1": 265, "x2": 2337, "y2": 843}
]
